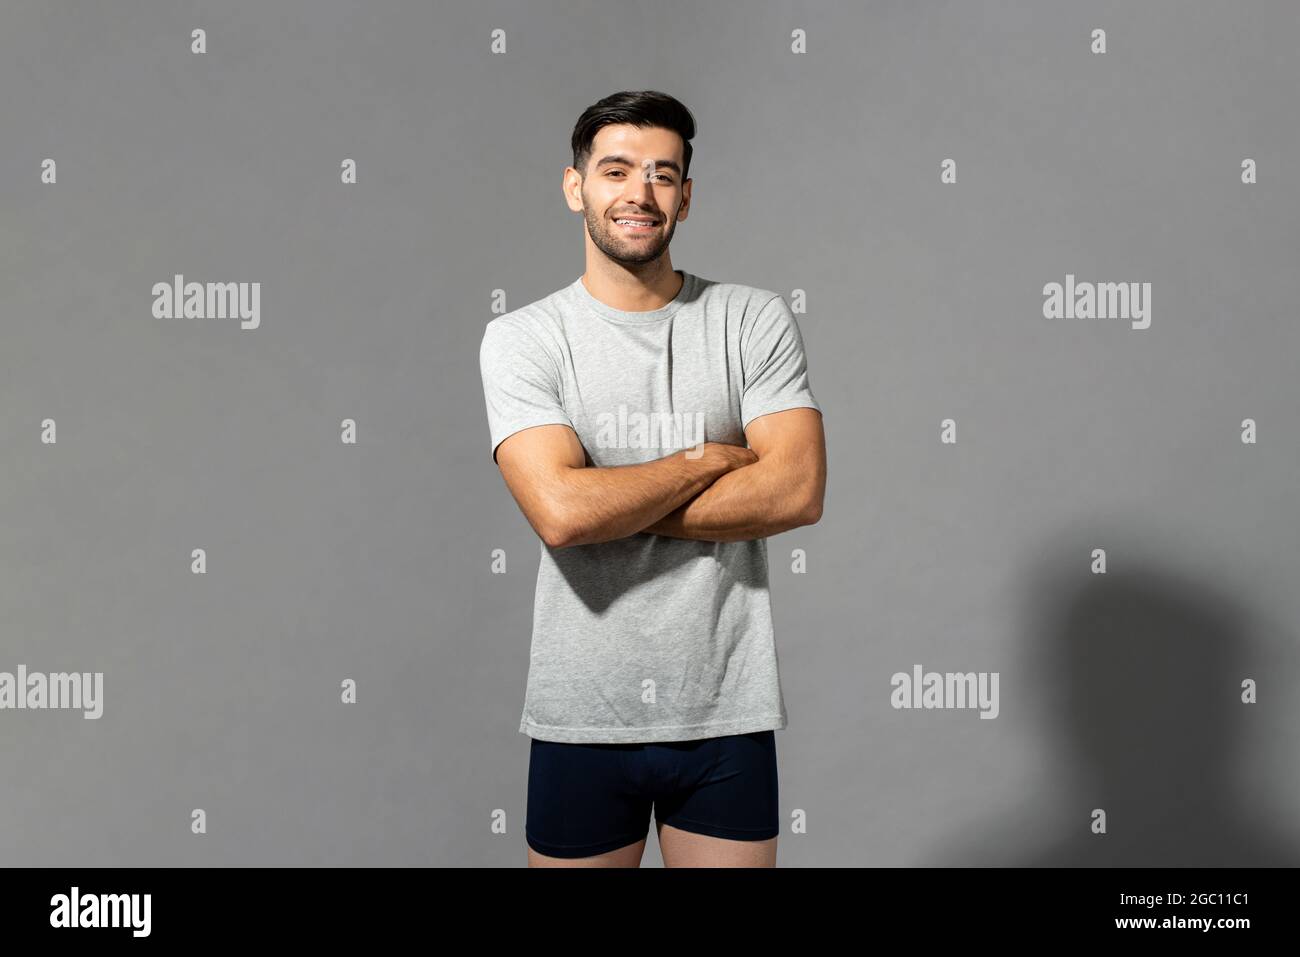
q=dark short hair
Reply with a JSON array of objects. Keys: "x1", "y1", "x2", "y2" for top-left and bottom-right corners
[{"x1": 571, "y1": 90, "x2": 696, "y2": 182}]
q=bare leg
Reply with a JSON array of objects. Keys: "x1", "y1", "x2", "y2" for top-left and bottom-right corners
[{"x1": 656, "y1": 820, "x2": 777, "y2": 867}]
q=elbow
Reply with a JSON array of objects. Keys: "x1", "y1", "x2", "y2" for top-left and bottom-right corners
[
  {"x1": 800, "y1": 465, "x2": 826, "y2": 526},
  {"x1": 537, "y1": 507, "x2": 582, "y2": 549},
  {"x1": 539, "y1": 518, "x2": 575, "y2": 549},
  {"x1": 542, "y1": 529, "x2": 577, "y2": 550},
  {"x1": 532, "y1": 478, "x2": 588, "y2": 548}
]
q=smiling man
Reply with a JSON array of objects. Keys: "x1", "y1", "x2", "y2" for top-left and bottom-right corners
[{"x1": 479, "y1": 90, "x2": 827, "y2": 868}]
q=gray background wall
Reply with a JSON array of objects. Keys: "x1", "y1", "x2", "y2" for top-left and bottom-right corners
[{"x1": 2, "y1": 0, "x2": 1297, "y2": 866}]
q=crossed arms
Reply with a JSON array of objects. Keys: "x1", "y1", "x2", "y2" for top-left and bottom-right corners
[{"x1": 492, "y1": 407, "x2": 826, "y2": 548}]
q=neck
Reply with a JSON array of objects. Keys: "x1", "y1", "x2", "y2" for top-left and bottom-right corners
[{"x1": 581, "y1": 259, "x2": 682, "y2": 312}]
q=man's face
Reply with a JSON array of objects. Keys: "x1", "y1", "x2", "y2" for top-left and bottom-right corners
[{"x1": 572, "y1": 124, "x2": 690, "y2": 265}]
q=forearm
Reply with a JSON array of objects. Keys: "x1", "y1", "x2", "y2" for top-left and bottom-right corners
[
  {"x1": 546, "y1": 450, "x2": 728, "y2": 548},
  {"x1": 643, "y1": 457, "x2": 822, "y2": 542}
]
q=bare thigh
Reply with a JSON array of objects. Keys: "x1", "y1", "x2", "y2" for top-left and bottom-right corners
[
  {"x1": 656, "y1": 820, "x2": 777, "y2": 867},
  {"x1": 527, "y1": 837, "x2": 647, "y2": 868}
]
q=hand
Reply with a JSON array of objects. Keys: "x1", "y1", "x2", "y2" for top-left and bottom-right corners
[{"x1": 692, "y1": 441, "x2": 759, "y2": 475}]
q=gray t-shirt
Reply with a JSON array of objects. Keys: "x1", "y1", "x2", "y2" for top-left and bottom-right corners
[{"x1": 479, "y1": 269, "x2": 821, "y2": 743}]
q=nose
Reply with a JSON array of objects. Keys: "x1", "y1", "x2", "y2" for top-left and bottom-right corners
[{"x1": 623, "y1": 161, "x2": 656, "y2": 202}]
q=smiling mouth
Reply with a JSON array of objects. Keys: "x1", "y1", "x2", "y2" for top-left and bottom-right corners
[{"x1": 613, "y1": 218, "x2": 659, "y2": 231}]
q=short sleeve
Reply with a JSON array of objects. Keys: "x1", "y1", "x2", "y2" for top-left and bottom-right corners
[
  {"x1": 479, "y1": 318, "x2": 575, "y2": 462},
  {"x1": 740, "y1": 295, "x2": 822, "y2": 430}
]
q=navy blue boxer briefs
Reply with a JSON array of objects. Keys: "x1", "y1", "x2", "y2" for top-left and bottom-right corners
[{"x1": 525, "y1": 729, "x2": 779, "y2": 858}]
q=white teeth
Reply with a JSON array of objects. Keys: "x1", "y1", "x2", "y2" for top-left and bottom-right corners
[{"x1": 616, "y1": 220, "x2": 654, "y2": 226}]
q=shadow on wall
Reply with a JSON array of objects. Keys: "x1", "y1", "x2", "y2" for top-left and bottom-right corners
[{"x1": 926, "y1": 538, "x2": 1300, "y2": 867}]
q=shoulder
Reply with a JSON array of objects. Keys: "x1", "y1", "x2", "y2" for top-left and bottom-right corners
[
  {"x1": 690, "y1": 275, "x2": 799, "y2": 351},
  {"x1": 688, "y1": 272, "x2": 784, "y2": 318},
  {"x1": 480, "y1": 284, "x2": 571, "y2": 360}
]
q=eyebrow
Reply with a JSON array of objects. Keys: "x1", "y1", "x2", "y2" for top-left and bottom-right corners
[{"x1": 593, "y1": 155, "x2": 682, "y2": 176}]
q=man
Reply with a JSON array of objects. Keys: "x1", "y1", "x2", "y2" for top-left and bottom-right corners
[{"x1": 479, "y1": 90, "x2": 827, "y2": 867}]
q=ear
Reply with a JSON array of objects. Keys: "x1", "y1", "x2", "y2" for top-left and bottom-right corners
[{"x1": 562, "y1": 168, "x2": 585, "y2": 213}]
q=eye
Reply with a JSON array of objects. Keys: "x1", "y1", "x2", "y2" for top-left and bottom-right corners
[{"x1": 606, "y1": 169, "x2": 673, "y2": 184}]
